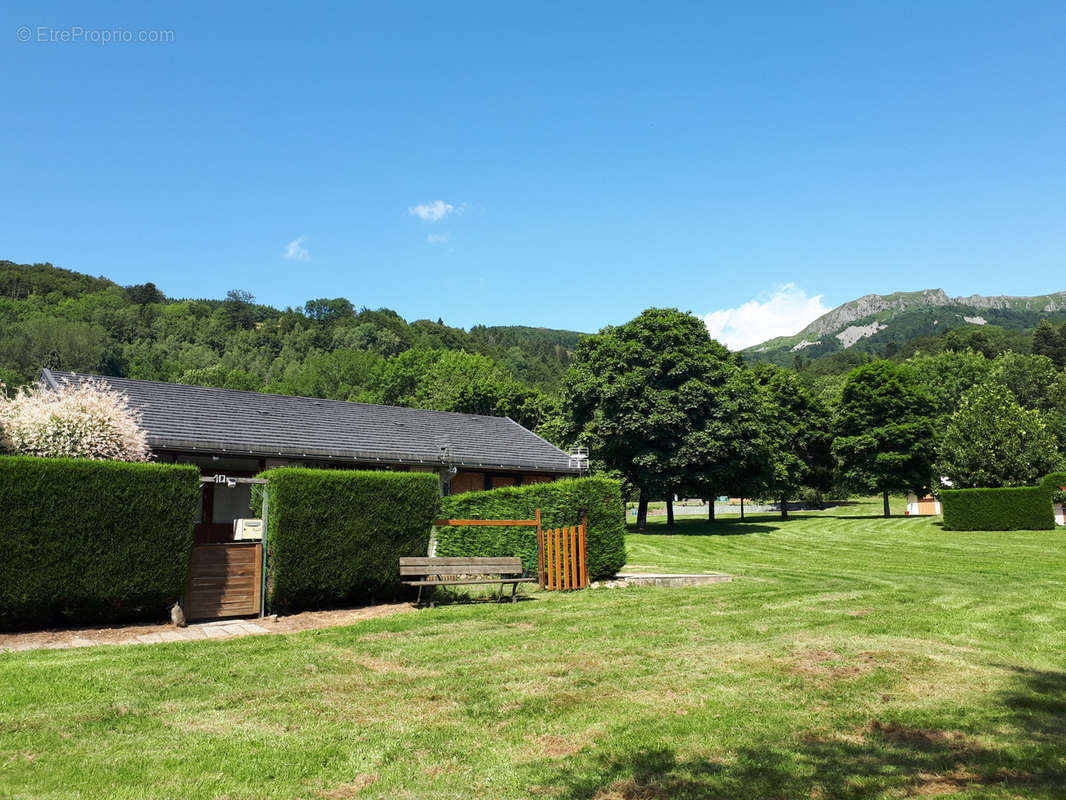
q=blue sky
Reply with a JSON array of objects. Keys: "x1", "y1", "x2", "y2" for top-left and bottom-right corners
[{"x1": 2, "y1": 2, "x2": 1064, "y2": 346}]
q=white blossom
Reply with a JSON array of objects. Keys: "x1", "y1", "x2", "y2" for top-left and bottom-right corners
[{"x1": 0, "y1": 379, "x2": 152, "y2": 462}]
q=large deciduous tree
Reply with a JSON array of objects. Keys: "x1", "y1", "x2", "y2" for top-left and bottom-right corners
[
  {"x1": 564, "y1": 308, "x2": 738, "y2": 529},
  {"x1": 750, "y1": 364, "x2": 833, "y2": 519},
  {"x1": 674, "y1": 370, "x2": 775, "y2": 521},
  {"x1": 936, "y1": 383, "x2": 1062, "y2": 488},
  {"x1": 832, "y1": 360, "x2": 937, "y2": 517}
]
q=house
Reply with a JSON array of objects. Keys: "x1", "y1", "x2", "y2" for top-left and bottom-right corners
[{"x1": 41, "y1": 370, "x2": 584, "y2": 541}]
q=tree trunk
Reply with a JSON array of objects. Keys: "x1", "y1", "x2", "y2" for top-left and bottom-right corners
[
  {"x1": 740, "y1": 497, "x2": 745, "y2": 520},
  {"x1": 637, "y1": 489, "x2": 649, "y2": 530},
  {"x1": 666, "y1": 495, "x2": 674, "y2": 527},
  {"x1": 883, "y1": 490, "x2": 891, "y2": 518},
  {"x1": 707, "y1": 497, "x2": 715, "y2": 521},
  {"x1": 781, "y1": 495, "x2": 788, "y2": 520}
]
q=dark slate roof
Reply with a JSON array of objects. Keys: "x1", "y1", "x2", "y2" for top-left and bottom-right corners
[{"x1": 41, "y1": 370, "x2": 579, "y2": 474}]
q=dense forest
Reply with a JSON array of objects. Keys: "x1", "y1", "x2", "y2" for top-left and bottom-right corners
[{"x1": 0, "y1": 260, "x2": 583, "y2": 433}]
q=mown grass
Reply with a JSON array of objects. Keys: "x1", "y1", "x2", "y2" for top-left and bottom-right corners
[{"x1": 3, "y1": 499, "x2": 1066, "y2": 799}]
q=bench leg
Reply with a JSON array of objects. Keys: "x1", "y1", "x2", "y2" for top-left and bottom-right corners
[
  {"x1": 416, "y1": 585, "x2": 424, "y2": 607},
  {"x1": 511, "y1": 581, "x2": 519, "y2": 603},
  {"x1": 497, "y1": 582, "x2": 505, "y2": 603},
  {"x1": 427, "y1": 585, "x2": 436, "y2": 609}
]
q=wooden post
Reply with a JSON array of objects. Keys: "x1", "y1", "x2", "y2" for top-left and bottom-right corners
[
  {"x1": 260, "y1": 487, "x2": 269, "y2": 617},
  {"x1": 536, "y1": 508, "x2": 545, "y2": 589},
  {"x1": 560, "y1": 527, "x2": 569, "y2": 590},
  {"x1": 569, "y1": 525, "x2": 578, "y2": 588},
  {"x1": 580, "y1": 516, "x2": 588, "y2": 587},
  {"x1": 558, "y1": 529, "x2": 567, "y2": 593},
  {"x1": 546, "y1": 527, "x2": 553, "y2": 590},
  {"x1": 561, "y1": 526, "x2": 569, "y2": 590}
]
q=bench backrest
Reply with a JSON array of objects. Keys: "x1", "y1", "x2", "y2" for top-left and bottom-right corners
[{"x1": 399, "y1": 557, "x2": 524, "y2": 577}]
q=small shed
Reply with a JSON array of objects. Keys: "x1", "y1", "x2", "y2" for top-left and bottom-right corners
[{"x1": 905, "y1": 494, "x2": 942, "y2": 516}]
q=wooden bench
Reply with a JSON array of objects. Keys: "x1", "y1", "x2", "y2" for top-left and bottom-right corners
[{"x1": 399, "y1": 557, "x2": 535, "y2": 607}]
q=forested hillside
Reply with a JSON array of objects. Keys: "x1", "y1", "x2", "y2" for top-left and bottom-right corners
[
  {"x1": 0, "y1": 260, "x2": 584, "y2": 432},
  {"x1": 6, "y1": 260, "x2": 1066, "y2": 507},
  {"x1": 746, "y1": 288, "x2": 1066, "y2": 368}
]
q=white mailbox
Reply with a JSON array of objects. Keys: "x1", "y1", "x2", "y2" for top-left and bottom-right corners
[{"x1": 233, "y1": 518, "x2": 264, "y2": 541}]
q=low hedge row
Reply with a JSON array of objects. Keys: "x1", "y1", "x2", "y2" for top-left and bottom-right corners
[
  {"x1": 0, "y1": 455, "x2": 199, "y2": 629},
  {"x1": 437, "y1": 477, "x2": 626, "y2": 580},
  {"x1": 257, "y1": 468, "x2": 440, "y2": 612},
  {"x1": 940, "y1": 472, "x2": 1066, "y2": 531}
]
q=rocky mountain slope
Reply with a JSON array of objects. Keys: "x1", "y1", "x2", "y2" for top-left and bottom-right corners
[{"x1": 744, "y1": 289, "x2": 1066, "y2": 365}]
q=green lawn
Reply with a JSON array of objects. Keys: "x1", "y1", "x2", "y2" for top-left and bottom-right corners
[{"x1": 3, "y1": 500, "x2": 1066, "y2": 799}]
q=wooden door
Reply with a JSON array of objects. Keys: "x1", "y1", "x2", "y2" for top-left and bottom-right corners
[{"x1": 184, "y1": 541, "x2": 262, "y2": 620}]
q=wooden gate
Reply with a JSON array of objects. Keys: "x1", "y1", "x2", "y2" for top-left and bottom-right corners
[
  {"x1": 538, "y1": 519, "x2": 588, "y2": 590},
  {"x1": 184, "y1": 541, "x2": 262, "y2": 620}
]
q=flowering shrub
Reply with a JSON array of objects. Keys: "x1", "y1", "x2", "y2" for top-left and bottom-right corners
[{"x1": 0, "y1": 379, "x2": 151, "y2": 462}]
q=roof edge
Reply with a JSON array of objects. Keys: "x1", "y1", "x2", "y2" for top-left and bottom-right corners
[
  {"x1": 150, "y1": 440, "x2": 581, "y2": 474},
  {"x1": 38, "y1": 368, "x2": 60, "y2": 391}
]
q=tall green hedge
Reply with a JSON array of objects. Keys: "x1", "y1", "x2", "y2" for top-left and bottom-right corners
[
  {"x1": 258, "y1": 468, "x2": 440, "y2": 612},
  {"x1": 437, "y1": 477, "x2": 626, "y2": 580},
  {"x1": 940, "y1": 472, "x2": 1066, "y2": 531},
  {"x1": 0, "y1": 455, "x2": 199, "y2": 629}
]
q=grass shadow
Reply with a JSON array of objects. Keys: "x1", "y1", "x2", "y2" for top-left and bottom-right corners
[
  {"x1": 535, "y1": 665, "x2": 1066, "y2": 799},
  {"x1": 818, "y1": 514, "x2": 931, "y2": 521},
  {"x1": 628, "y1": 521, "x2": 779, "y2": 537},
  {"x1": 419, "y1": 586, "x2": 538, "y2": 607}
]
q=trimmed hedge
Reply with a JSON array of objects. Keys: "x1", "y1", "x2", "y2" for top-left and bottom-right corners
[
  {"x1": 940, "y1": 472, "x2": 1066, "y2": 531},
  {"x1": 0, "y1": 455, "x2": 199, "y2": 630},
  {"x1": 437, "y1": 477, "x2": 626, "y2": 580},
  {"x1": 257, "y1": 468, "x2": 440, "y2": 612}
]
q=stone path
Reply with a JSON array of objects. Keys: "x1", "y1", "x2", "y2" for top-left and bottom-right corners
[
  {"x1": 3, "y1": 619, "x2": 272, "y2": 652},
  {"x1": 127, "y1": 620, "x2": 272, "y2": 645},
  {"x1": 0, "y1": 604, "x2": 411, "y2": 654}
]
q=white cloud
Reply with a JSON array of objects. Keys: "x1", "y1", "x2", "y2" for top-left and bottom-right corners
[
  {"x1": 283, "y1": 237, "x2": 310, "y2": 262},
  {"x1": 702, "y1": 283, "x2": 829, "y2": 350},
  {"x1": 426, "y1": 232, "x2": 450, "y2": 244},
  {"x1": 408, "y1": 200, "x2": 459, "y2": 222}
]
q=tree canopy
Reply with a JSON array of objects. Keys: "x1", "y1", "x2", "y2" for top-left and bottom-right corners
[
  {"x1": 833, "y1": 361, "x2": 937, "y2": 516},
  {"x1": 936, "y1": 383, "x2": 1062, "y2": 488}
]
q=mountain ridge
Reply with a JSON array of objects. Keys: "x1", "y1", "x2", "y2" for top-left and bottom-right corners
[{"x1": 745, "y1": 288, "x2": 1066, "y2": 364}]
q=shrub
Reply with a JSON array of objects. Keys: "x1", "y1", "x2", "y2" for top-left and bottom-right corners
[
  {"x1": 0, "y1": 455, "x2": 199, "y2": 629},
  {"x1": 940, "y1": 472, "x2": 1066, "y2": 531},
  {"x1": 257, "y1": 468, "x2": 440, "y2": 613},
  {"x1": 0, "y1": 378, "x2": 150, "y2": 461},
  {"x1": 436, "y1": 477, "x2": 626, "y2": 580}
]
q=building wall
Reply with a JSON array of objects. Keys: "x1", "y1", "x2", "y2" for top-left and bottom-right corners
[
  {"x1": 156, "y1": 450, "x2": 569, "y2": 525},
  {"x1": 448, "y1": 469, "x2": 560, "y2": 495}
]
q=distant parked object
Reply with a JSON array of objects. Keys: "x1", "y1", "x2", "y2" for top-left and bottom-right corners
[
  {"x1": 1056, "y1": 503, "x2": 1065, "y2": 526},
  {"x1": 905, "y1": 494, "x2": 942, "y2": 515}
]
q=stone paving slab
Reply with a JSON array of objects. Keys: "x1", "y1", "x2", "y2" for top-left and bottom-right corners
[{"x1": 592, "y1": 572, "x2": 734, "y2": 588}]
